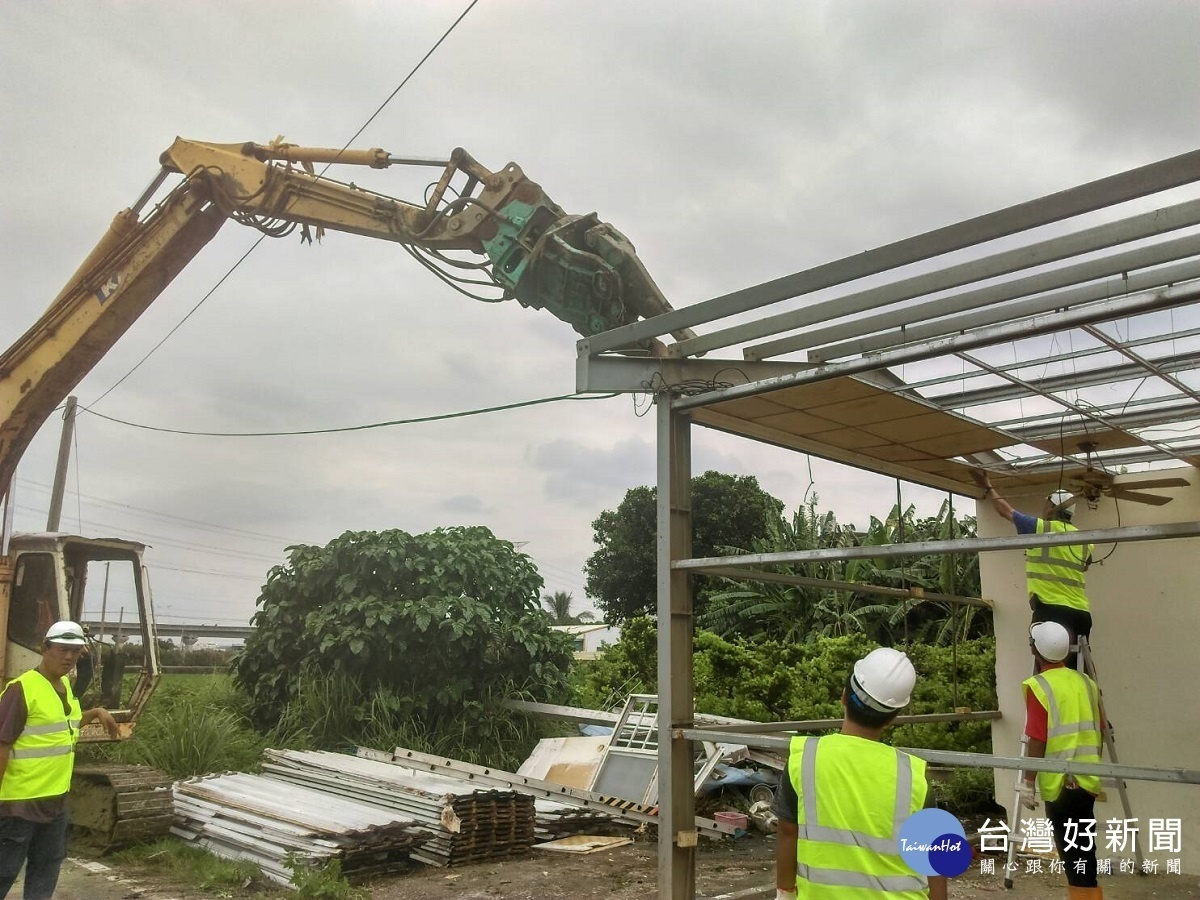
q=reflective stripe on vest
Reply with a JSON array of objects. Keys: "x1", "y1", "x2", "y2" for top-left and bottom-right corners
[
  {"x1": 1023, "y1": 668, "x2": 1102, "y2": 801},
  {"x1": 788, "y1": 734, "x2": 928, "y2": 897},
  {"x1": 1026, "y1": 519, "x2": 1092, "y2": 611},
  {"x1": 0, "y1": 670, "x2": 81, "y2": 801}
]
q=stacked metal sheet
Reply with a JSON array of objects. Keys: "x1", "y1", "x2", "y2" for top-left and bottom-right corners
[
  {"x1": 172, "y1": 771, "x2": 431, "y2": 886},
  {"x1": 261, "y1": 749, "x2": 536, "y2": 868},
  {"x1": 533, "y1": 798, "x2": 624, "y2": 842}
]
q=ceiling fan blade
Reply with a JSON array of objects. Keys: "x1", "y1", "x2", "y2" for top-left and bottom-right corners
[
  {"x1": 1109, "y1": 489, "x2": 1174, "y2": 506},
  {"x1": 1112, "y1": 477, "x2": 1190, "y2": 491}
]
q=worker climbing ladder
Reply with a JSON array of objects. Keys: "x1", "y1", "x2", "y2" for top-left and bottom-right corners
[{"x1": 1004, "y1": 635, "x2": 1142, "y2": 889}]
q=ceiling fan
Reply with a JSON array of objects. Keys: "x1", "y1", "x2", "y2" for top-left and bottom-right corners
[{"x1": 1062, "y1": 442, "x2": 1190, "y2": 508}]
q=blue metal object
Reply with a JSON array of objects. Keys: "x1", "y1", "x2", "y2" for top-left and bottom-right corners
[{"x1": 481, "y1": 198, "x2": 626, "y2": 337}]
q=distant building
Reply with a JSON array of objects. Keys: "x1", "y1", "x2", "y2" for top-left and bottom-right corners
[{"x1": 551, "y1": 623, "x2": 621, "y2": 660}]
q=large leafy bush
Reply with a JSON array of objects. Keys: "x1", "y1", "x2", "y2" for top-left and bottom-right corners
[{"x1": 234, "y1": 527, "x2": 574, "y2": 742}]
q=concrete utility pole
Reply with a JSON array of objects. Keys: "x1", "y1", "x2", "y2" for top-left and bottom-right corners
[{"x1": 46, "y1": 396, "x2": 78, "y2": 532}]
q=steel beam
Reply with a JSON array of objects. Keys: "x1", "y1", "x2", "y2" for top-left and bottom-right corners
[
  {"x1": 934, "y1": 350, "x2": 1200, "y2": 410},
  {"x1": 503, "y1": 700, "x2": 621, "y2": 726},
  {"x1": 673, "y1": 521, "x2": 1200, "y2": 569},
  {"x1": 999, "y1": 395, "x2": 1200, "y2": 439},
  {"x1": 580, "y1": 148, "x2": 1200, "y2": 354},
  {"x1": 957, "y1": 350, "x2": 1195, "y2": 471},
  {"x1": 901, "y1": 325, "x2": 1200, "y2": 396},
  {"x1": 693, "y1": 711, "x2": 1001, "y2": 734},
  {"x1": 677, "y1": 731, "x2": 1200, "y2": 784},
  {"x1": 794, "y1": 256, "x2": 1200, "y2": 364},
  {"x1": 575, "y1": 355, "x2": 809, "y2": 394},
  {"x1": 672, "y1": 282, "x2": 1200, "y2": 412},
  {"x1": 726, "y1": 210, "x2": 1200, "y2": 361},
  {"x1": 687, "y1": 565, "x2": 992, "y2": 608},
  {"x1": 1014, "y1": 443, "x2": 1200, "y2": 474}
]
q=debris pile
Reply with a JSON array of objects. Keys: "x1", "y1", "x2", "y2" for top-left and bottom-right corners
[
  {"x1": 71, "y1": 764, "x2": 174, "y2": 849},
  {"x1": 532, "y1": 798, "x2": 622, "y2": 842},
  {"x1": 172, "y1": 771, "x2": 430, "y2": 885},
  {"x1": 364, "y1": 744, "x2": 737, "y2": 837},
  {"x1": 262, "y1": 749, "x2": 536, "y2": 868}
]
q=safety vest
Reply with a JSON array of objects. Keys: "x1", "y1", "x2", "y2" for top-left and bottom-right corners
[
  {"x1": 787, "y1": 734, "x2": 928, "y2": 898},
  {"x1": 1026, "y1": 518, "x2": 1092, "y2": 611},
  {"x1": 0, "y1": 670, "x2": 81, "y2": 801},
  {"x1": 1023, "y1": 667, "x2": 1102, "y2": 802}
]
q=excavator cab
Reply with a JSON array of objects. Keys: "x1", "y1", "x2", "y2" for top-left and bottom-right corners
[
  {"x1": 3, "y1": 533, "x2": 160, "y2": 741},
  {"x1": 3, "y1": 534, "x2": 173, "y2": 850}
]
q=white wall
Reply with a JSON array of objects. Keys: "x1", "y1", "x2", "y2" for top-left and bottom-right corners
[{"x1": 982, "y1": 466, "x2": 1200, "y2": 874}]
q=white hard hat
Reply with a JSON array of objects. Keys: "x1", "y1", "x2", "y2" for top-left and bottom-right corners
[
  {"x1": 851, "y1": 647, "x2": 916, "y2": 711},
  {"x1": 45, "y1": 620, "x2": 87, "y2": 646},
  {"x1": 1047, "y1": 490, "x2": 1074, "y2": 519},
  {"x1": 1029, "y1": 621, "x2": 1071, "y2": 663}
]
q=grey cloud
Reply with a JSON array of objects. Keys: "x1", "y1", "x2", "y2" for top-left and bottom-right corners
[
  {"x1": 4, "y1": 1, "x2": 1196, "y2": 628},
  {"x1": 441, "y1": 494, "x2": 487, "y2": 514},
  {"x1": 531, "y1": 437, "x2": 657, "y2": 505}
]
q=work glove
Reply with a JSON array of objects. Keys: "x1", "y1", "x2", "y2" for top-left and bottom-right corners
[
  {"x1": 1016, "y1": 780, "x2": 1037, "y2": 810},
  {"x1": 775, "y1": 890, "x2": 797, "y2": 900}
]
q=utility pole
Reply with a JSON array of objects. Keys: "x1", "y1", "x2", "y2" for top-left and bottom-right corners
[
  {"x1": 97, "y1": 562, "x2": 111, "y2": 645},
  {"x1": 47, "y1": 396, "x2": 78, "y2": 532}
]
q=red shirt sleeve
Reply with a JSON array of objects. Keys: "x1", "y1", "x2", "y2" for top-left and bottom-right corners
[
  {"x1": 1024, "y1": 687, "x2": 1047, "y2": 742},
  {"x1": 0, "y1": 683, "x2": 28, "y2": 745}
]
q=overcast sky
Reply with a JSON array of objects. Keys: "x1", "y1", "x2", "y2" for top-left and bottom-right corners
[{"x1": 3, "y1": 1, "x2": 1198, "y2": 630}]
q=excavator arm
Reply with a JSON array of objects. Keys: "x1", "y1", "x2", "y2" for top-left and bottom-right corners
[{"x1": 0, "y1": 137, "x2": 692, "y2": 495}]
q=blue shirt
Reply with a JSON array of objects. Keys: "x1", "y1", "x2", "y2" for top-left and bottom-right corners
[{"x1": 1013, "y1": 511, "x2": 1038, "y2": 535}]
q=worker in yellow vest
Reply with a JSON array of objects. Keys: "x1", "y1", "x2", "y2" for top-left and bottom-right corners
[
  {"x1": 1021, "y1": 621, "x2": 1104, "y2": 899},
  {"x1": 772, "y1": 648, "x2": 947, "y2": 899},
  {"x1": 0, "y1": 621, "x2": 119, "y2": 899},
  {"x1": 972, "y1": 471, "x2": 1093, "y2": 668}
]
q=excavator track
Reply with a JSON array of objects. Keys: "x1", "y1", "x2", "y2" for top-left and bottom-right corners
[{"x1": 71, "y1": 764, "x2": 174, "y2": 851}]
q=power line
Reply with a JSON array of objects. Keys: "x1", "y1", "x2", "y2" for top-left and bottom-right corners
[
  {"x1": 87, "y1": 0, "x2": 480, "y2": 408},
  {"x1": 150, "y1": 564, "x2": 265, "y2": 582},
  {"x1": 17, "y1": 477, "x2": 305, "y2": 544},
  {"x1": 10, "y1": 504, "x2": 284, "y2": 564},
  {"x1": 341, "y1": 0, "x2": 480, "y2": 151},
  {"x1": 80, "y1": 392, "x2": 620, "y2": 437}
]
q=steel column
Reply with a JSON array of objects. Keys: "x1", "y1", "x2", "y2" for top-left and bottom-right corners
[{"x1": 656, "y1": 394, "x2": 695, "y2": 899}]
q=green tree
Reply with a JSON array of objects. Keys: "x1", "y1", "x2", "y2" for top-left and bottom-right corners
[
  {"x1": 702, "y1": 499, "x2": 986, "y2": 646},
  {"x1": 233, "y1": 527, "x2": 574, "y2": 736},
  {"x1": 584, "y1": 471, "x2": 785, "y2": 624},
  {"x1": 853, "y1": 500, "x2": 986, "y2": 645},
  {"x1": 702, "y1": 501, "x2": 889, "y2": 643},
  {"x1": 541, "y1": 591, "x2": 595, "y2": 625}
]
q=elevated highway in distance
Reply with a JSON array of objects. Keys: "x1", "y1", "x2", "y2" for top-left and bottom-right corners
[{"x1": 81, "y1": 620, "x2": 255, "y2": 641}]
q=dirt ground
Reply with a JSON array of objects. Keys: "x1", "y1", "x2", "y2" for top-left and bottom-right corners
[{"x1": 30, "y1": 836, "x2": 1200, "y2": 899}]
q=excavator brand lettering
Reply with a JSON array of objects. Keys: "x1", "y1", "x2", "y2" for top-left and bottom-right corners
[{"x1": 94, "y1": 273, "x2": 121, "y2": 305}]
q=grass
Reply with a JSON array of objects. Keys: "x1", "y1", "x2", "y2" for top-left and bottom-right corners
[
  {"x1": 79, "y1": 675, "x2": 268, "y2": 778},
  {"x1": 111, "y1": 839, "x2": 371, "y2": 899},
  {"x1": 110, "y1": 839, "x2": 282, "y2": 897}
]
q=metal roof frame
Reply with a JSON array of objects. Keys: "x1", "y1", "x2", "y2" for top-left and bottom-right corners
[{"x1": 576, "y1": 147, "x2": 1200, "y2": 899}]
